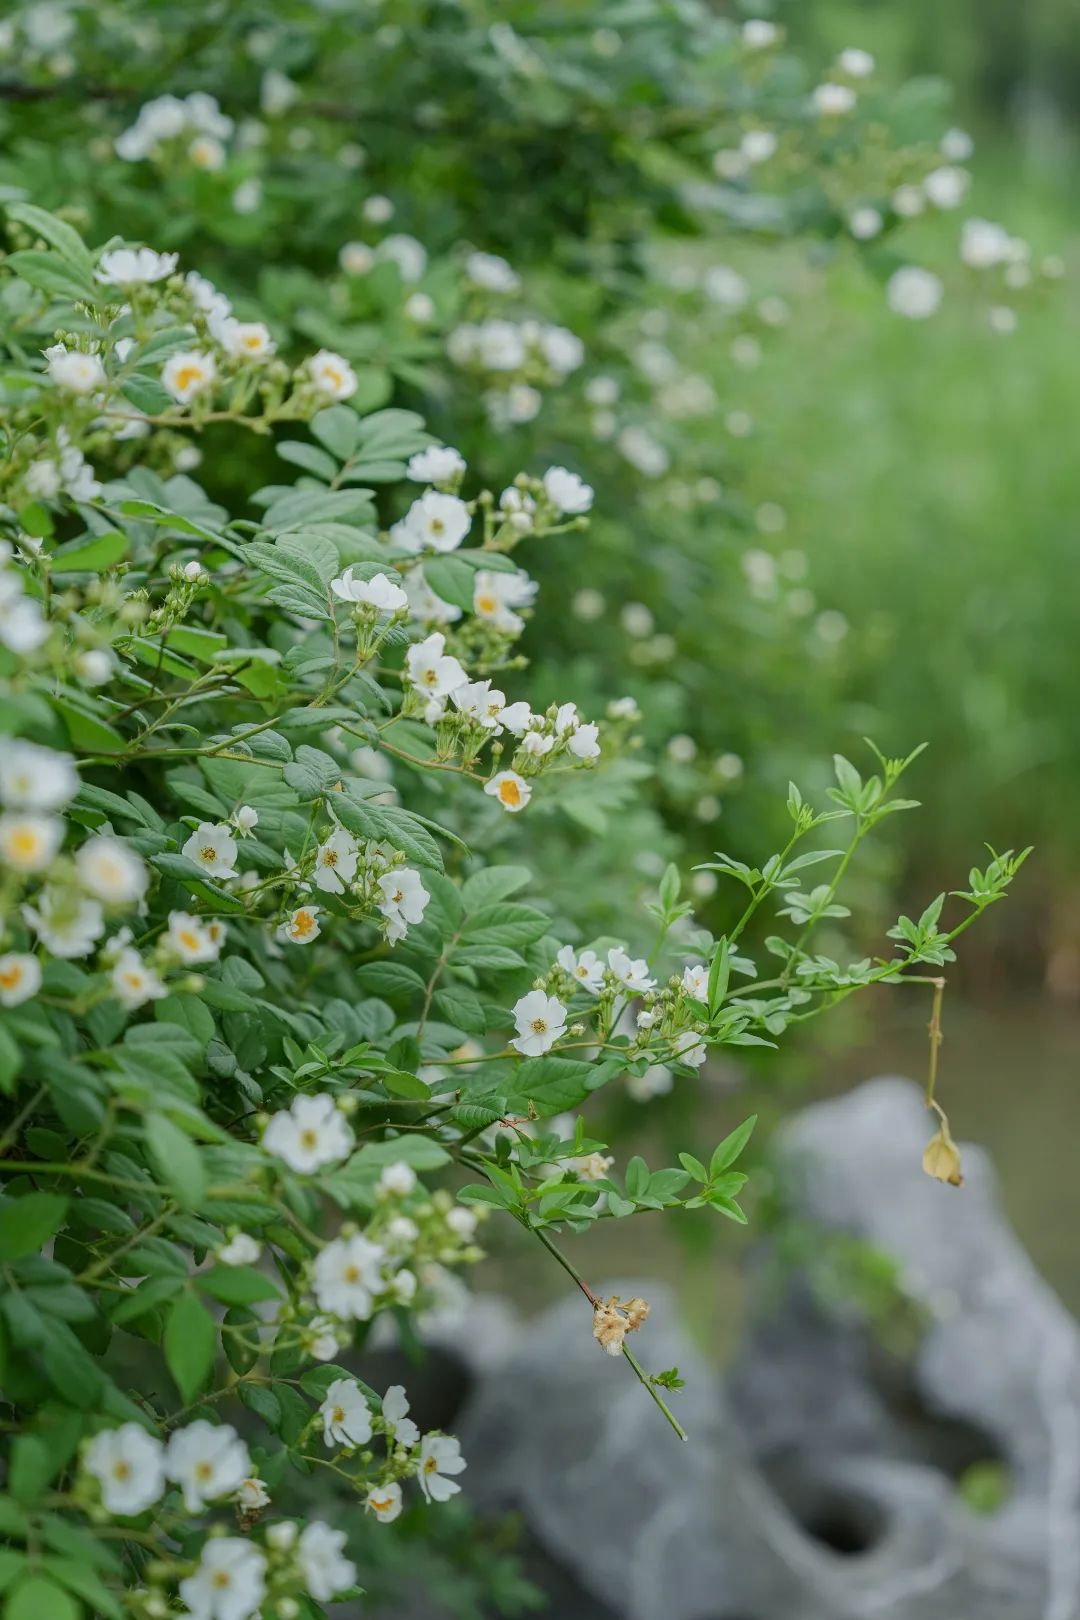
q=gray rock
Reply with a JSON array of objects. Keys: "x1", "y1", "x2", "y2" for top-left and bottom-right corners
[{"x1": 449, "y1": 1078, "x2": 1080, "y2": 1619}]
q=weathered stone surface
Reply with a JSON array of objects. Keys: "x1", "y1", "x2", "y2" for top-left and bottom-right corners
[{"x1": 445, "y1": 1078, "x2": 1080, "y2": 1620}]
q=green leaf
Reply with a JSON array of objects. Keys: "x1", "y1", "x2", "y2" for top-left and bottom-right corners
[
  {"x1": 0, "y1": 1194, "x2": 68, "y2": 1262},
  {"x1": 709, "y1": 1116, "x2": 757, "y2": 1179},
  {"x1": 50, "y1": 531, "x2": 129, "y2": 573},
  {"x1": 6, "y1": 204, "x2": 94, "y2": 273},
  {"x1": 145, "y1": 1114, "x2": 206, "y2": 1209},
  {"x1": 198, "y1": 1266, "x2": 280, "y2": 1306},
  {"x1": 0, "y1": 1026, "x2": 20, "y2": 1096},
  {"x1": 50, "y1": 697, "x2": 125, "y2": 755},
  {"x1": 4, "y1": 1574, "x2": 80, "y2": 1620},
  {"x1": 6, "y1": 250, "x2": 97, "y2": 303},
  {"x1": 164, "y1": 1292, "x2": 215, "y2": 1401}
]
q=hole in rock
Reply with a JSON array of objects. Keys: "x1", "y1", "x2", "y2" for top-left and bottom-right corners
[
  {"x1": 356, "y1": 1345, "x2": 472, "y2": 1434},
  {"x1": 761, "y1": 1455, "x2": 888, "y2": 1558}
]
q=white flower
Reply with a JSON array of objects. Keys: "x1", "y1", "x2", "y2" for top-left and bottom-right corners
[
  {"x1": 162, "y1": 350, "x2": 216, "y2": 403},
  {"x1": 405, "y1": 570, "x2": 462, "y2": 625},
  {"x1": 0, "y1": 742, "x2": 77, "y2": 811},
  {"x1": 961, "y1": 218, "x2": 1012, "y2": 269},
  {"x1": 313, "y1": 1233, "x2": 386, "y2": 1319},
  {"x1": 837, "y1": 47, "x2": 874, "y2": 76},
  {"x1": 472, "y1": 569, "x2": 536, "y2": 632},
  {"x1": 263, "y1": 1093, "x2": 354, "y2": 1173},
  {"x1": 813, "y1": 82, "x2": 856, "y2": 115},
  {"x1": 499, "y1": 701, "x2": 534, "y2": 736},
  {"x1": 363, "y1": 194, "x2": 394, "y2": 224},
  {"x1": 0, "y1": 813, "x2": 63, "y2": 873},
  {"x1": 703, "y1": 265, "x2": 749, "y2": 309},
  {"x1": 189, "y1": 134, "x2": 226, "y2": 170},
  {"x1": 484, "y1": 771, "x2": 531, "y2": 813},
  {"x1": 627, "y1": 1065, "x2": 673, "y2": 1102},
  {"x1": 232, "y1": 180, "x2": 262, "y2": 215},
  {"x1": 165, "y1": 1421, "x2": 251, "y2": 1513},
  {"x1": 218, "y1": 1232, "x2": 261, "y2": 1266},
  {"x1": 923, "y1": 165, "x2": 969, "y2": 210},
  {"x1": 278, "y1": 905, "x2": 321, "y2": 945},
  {"x1": 498, "y1": 485, "x2": 537, "y2": 533},
  {"x1": 111, "y1": 948, "x2": 167, "y2": 1010},
  {"x1": 0, "y1": 953, "x2": 41, "y2": 1007},
  {"x1": 886, "y1": 266, "x2": 943, "y2": 320},
  {"x1": 681, "y1": 964, "x2": 709, "y2": 1000},
  {"x1": 375, "y1": 233, "x2": 427, "y2": 282},
  {"x1": 377, "y1": 1161, "x2": 417, "y2": 1198},
  {"x1": 320, "y1": 1379, "x2": 373, "y2": 1448},
  {"x1": 219, "y1": 320, "x2": 275, "y2": 360},
  {"x1": 464, "y1": 250, "x2": 520, "y2": 293},
  {"x1": 521, "y1": 730, "x2": 554, "y2": 759},
  {"x1": 740, "y1": 129, "x2": 777, "y2": 164},
  {"x1": 366, "y1": 1481, "x2": 403, "y2": 1522},
  {"x1": 96, "y1": 247, "x2": 178, "y2": 286},
  {"x1": 76, "y1": 834, "x2": 148, "y2": 903},
  {"x1": 179, "y1": 1538, "x2": 266, "y2": 1620},
  {"x1": 418, "y1": 1434, "x2": 466, "y2": 1503},
  {"x1": 511, "y1": 990, "x2": 567, "y2": 1056},
  {"x1": 537, "y1": 323, "x2": 584, "y2": 376},
  {"x1": 452, "y1": 678, "x2": 506, "y2": 729},
  {"x1": 556, "y1": 945, "x2": 604, "y2": 993},
  {"x1": 849, "y1": 206, "x2": 883, "y2": 240},
  {"x1": 892, "y1": 184, "x2": 926, "y2": 218},
  {"x1": 574, "y1": 1151, "x2": 614, "y2": 1182},
  {"x1": 381, "y1": 1384, "x2": 420, "y2": 1447},
  {"x1": 186, "y1": 271, "x2": 231, "y2": 318},
  {"x1": 46, "y1": 345, "x2": 106, "y2": 394},
  {"x1": 567, "y1": 722, "x2": 600, "y2": 760},
  {"x1": 742, "y1": 18, "x2": 780, "y2": 47},
  {"x1": 446, "y1": 1206, "x2": 478, "y2": 1242},
  {"x1": 182, "y1": 821, "x2": 238, "y2": 880},
  {"x1": 307, "y1": 349, "x2": 358, "y2": 400},
  {"x1": 407, "y1": 445, "x2": 466, "y2": 484},
  {"x1": 405, "y1": 632, "x2": 467, "y2": 700},
  {"x1": 261, "y1": 67, "x2": 299, "y2": 115},
  {"x1": 312, "y1": 828, "x2": 359, "y2": 895},
  {"x1": 942, "y1": 127, "x2": 974, "y2": 162},
  {"x1": 542, "y1": 466, "x2": 594, "y2": 515},
  {"x1": 330, "y1": 568, "x2": 407, "y2": 613},
  {"x1": 391, "y1": 491, "x2": 471, "y2": 554},
  {"x1": 23, "y1": 887, "x2": 104, "y2": 958},
  {"x1": 167, "y1": 910, "x2": 221, "y2": 963},
  {"x1": 607, "y1": 947, "x2": 655, "y2": 993},
  {"x1": 75, "y1": 649, "x2": 112, "y2": 685},
  {"x1": 297, "y1": 1521, "x2": 357, "y2": 1602},
  {"x1": 618, "y1": 425, "x2": 669, "y2": 477},
  {"x1": 235, "y1": 1476, "x2": 270, "y2": 1511},
  {"x1": 673, "y1": 1030, "x2": 707, "y2": 1068},
  {"x1": 304, "y1": 1316, "x2": 341, "y2": 1362},
  {"x1": 608, "y1": 696, "x2": 640, "y2": 721},
  {"x1": 376, "y1": 867, "x2": 429, "y2": 944},
  {"x1": 84, "y1": 1424, "x2": 165, "y2": 1516},
  {"x1": 339, "y1": 241, "x2": 374, "y2": 275}
]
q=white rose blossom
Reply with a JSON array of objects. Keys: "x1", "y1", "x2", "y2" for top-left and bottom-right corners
[
  {"x1": 306, "y1": 349, "x2": 358, "y2": 400},
  {"x1": 182, "y1": 821, "x2": 238, "y2": 880},
  {"x1": 391, "y1": 491, "x2": 471, "y2": 554},
  {"x1": 96, "y1": 247, "x2": 178, "y2": 285},
  {"x1": 0, "y1": 953, "x2": 41, "y2": 1008},
  {"x1": 484, "y1": 770, "x2": 531, "y2": 813},
  {"x1": 381, "y1": 1383, "x2": 420, "y2": 1447},
  {"x1": 556, "y1": 944, "x2": 605, "y2": 993},
  {"x1": 418, "y1": 1434, "x2": 467, "y2": 1502},
  {"x1": 407, "y1": 445, "x2": 466, "y2": 483},
  {"x1": 312, "y1": 1233, "x2": 386, "y2": 1319},
  {"x1": 330, "y1": 568, "x2": 408, "y2": 613},
  {"x1": 320, "y1": 1378, "x2": 374, "y2": 1448},
  {"x1": 165, "y1": 1421, "x2": 251, "y2": 1512},
  {"x1": 313, "y1": 827, "x2": 359, "y2": 894},
  {"x1": 84, "y1": 1424, "x2": 166, "y2": 1516},
  {"x1": 263, "y1": 1092, "x2": 355, "y2": 1173},
  {"x1": 608, "y1": 947, "x2": 656, "y2": 993},
  {"x1": 179, "y1": 1537, "x2": 266, "y2": 1620},
  {"x1": 511, "y1": 989, "x2": 567, "y2": 1055},
  {"x1": 297, "y1": 1521, "x2": 358, "y2": 1602},
  {"x1": 376, "y1": 867, "x2": 429, "y2": 944},
  {"x1": 23, "y1": 887, "x2": 104, "y2": 958},
  {"x1": 542, "y1": 466, "x2": 594, "y2": 514},
  {"x1": 0, "y1": 812, "x2": 63, "y2": 873}
]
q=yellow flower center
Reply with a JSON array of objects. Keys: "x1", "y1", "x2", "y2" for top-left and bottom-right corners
[
  {"x1": 370, "y1": 1492, "x2": 394, "y2": 1512},
  {"x1": 9, "y1": 827, "x2": 42, "y2": 859},
  {"x1": 175, "y1": 365, "x2": 203, "y2": 392},
  {"x1": 343, "y1": 1264, "x2": 361, "y2": 1283},
  {"x1": 211, "y1": 1572, "x2": 232, "y2": 1590},
  {"x1": 292, "y1": 911, "x2": 316, "y2": 938},
  {"x1": 195, "y1": 1461, "x2": 214, "y2": 1481},
  {"x1": 178, "y1": 928, "x2": 200, "y2": 952},
  {"x1": 300, "y1": 1129, "x2": 319, "y2": 1150},
  {"x1": 112, "y1": 1460, "x2": 131, "y2": 1480},
  {"x1": 323, "y1": 365, "x2": 343, "y2": 388},
  {"x1": 332, "y1": 1407, "x2": 345, "y2": 1424},
  {"x1": 0, "y1": 965, "x2": 24, "y2": 990},
  {"x1": 199, "y1": 845, "x2": 217, "y2": 863},
  {"x1": 530, "y1": 1018, "x2": 548, "y2": 1035},
  {"x1": 476, "y1": 593, "x2": 498, "y2": 615},
  {"x1": 498, "y1": 779, "x2": 522, "y2": 807}
]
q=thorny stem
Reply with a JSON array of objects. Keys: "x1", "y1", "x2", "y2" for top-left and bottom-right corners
[
  {"x1": 530, "y1": 1224, "x2": 689, "y2": 1442},
  {"x1": 924, "y1": 975, "x2": 947, "y2": 1120}
]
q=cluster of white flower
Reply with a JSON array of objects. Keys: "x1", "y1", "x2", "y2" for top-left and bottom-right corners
[
  {"x1": 448, "y1": 315, "x2": 584, "y2": 424},
  {"x1": 316, "y1": 1378, "x2": 466, "y2": 1519},
  {"x1": 82, "y1": 1414, "x2": 369, "y2": 1619},
  {"x1": 114, "y1": 91, "x2": 235, "y2": 171}
]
